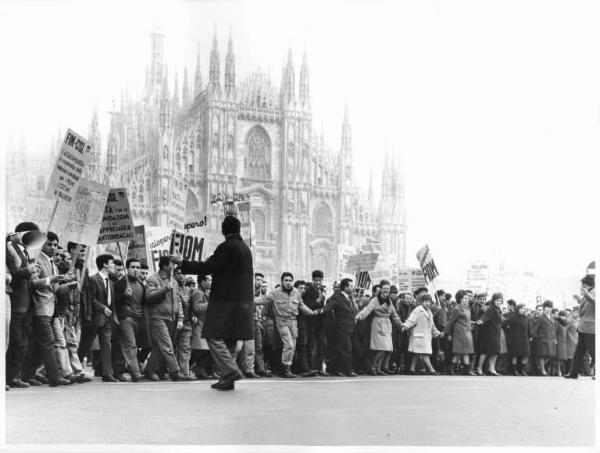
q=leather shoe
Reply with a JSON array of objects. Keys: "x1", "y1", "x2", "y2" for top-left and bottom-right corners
[
  {"x1": 49, "y1": 378, "x2": 72, "y2": 387},
  {"x1": 563, "y1": 374, "x2": 578, "y2": 379},
  {"x1": 179, "y1": 374, "x2": 194, "y2": 381},
  {"x1": 102, "y1": 375, "x2": 119, "y2": 383},
  {"x1": 243, "y1": 372, "x2": 259, "y2": 379},
  {"x1": 131, "y1": 374, "x2": 145, "y2": 382},
  {"x1": 195, "y1": 371, "x2": 211, "y2": 380},
  {"x1": 5, "y1": 385, "x2": 9, "y2": 391},
  {"x1": 212, "y1": 380, "x2": 235, "y2": 391},
  {"x1": 316, "y1": 370, "x2": 329, "y2": 377},
  {"x1": 117, "y1": 373, "x2": 131, "y2": 382},
  {"x1": 145, "y1": 372, "x2": 160, "y2": 382},
  {"x1": 27, "y1": 377, "x2": 44, "y2": 386},
  {"x1": 9, "y1": 379, "x2": 30, "y2": 389},
  {"x1": 169, "y1": 372, "x2": 183, "y2": 381},
  {"x1": 301, "y1": 370, "x2": 318, "y2": 378},
  {"x1": 75, "y1": 374, "x2": 93, "y2": 383},
  {"x1": 345, "y1": 372, "x2": 358, "y2": 377}
]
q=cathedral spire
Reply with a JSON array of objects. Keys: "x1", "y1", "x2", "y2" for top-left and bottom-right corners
[
  {"x1": 160, "y1": 66, "x2": 171, "y2": 130},
  {"x1": 209, "y1": 27, "x2": 221, "y2": 93},
  {"x1": 280, "y1": 47, "x2": 295, "y2": 107},
  {"x1": 224, "y1": 30, "x2": 236, "y2": 96},
  {"x1": 341, "y1": 103, "x2": 351, "y2": 155},
  {"x1": 182, "y1": 67, "x2": 190, "y2": 107},
  {"x1": 149, "y1": 31, "x2": 165, "y2": 92},
  {"x1": 194, "y1": 43, "x2": 203, "y2": 98},
  {"x1": 172, "y1": 71, "x2": 179, "y2": 109},
  {"x1": 88, "y1": 106, "x2": 102, "y2": 174},
  {"x1": 106, "y1": 101, "x2": 118, "y2": 179},
  {"x1": 368, "y1": 168, "x2": 375, "y2": 205},
  {"x1": 299, "y1": 51, "x2": 310, "y2": 108}
]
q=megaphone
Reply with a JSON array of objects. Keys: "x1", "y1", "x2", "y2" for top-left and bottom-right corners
[{"x1": 18, "y1": 230, "x2": 46, "y2": 251}]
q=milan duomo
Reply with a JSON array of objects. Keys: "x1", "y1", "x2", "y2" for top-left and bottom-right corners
[{"x1": 5, "y1": 30, "x2": 407, "y2": 283}]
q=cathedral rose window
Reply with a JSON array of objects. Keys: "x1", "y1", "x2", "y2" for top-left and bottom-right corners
[{"x1": 245, "y1": 126, "x2": 271, "y2": 180}]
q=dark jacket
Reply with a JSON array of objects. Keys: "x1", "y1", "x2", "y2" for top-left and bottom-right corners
[
  {"x1": 303, "y1": 283, "x2": 328, "y2": 330},
  {"x1": 530, "y1": 314, "x2": 557, "y2": 358},
  {"x1": 88, "y1": 272, "x2": 116, "y2": 327},
  {"x1": 145, "y1": 270, "x2": 183, "y2": 322},
  {"x1": 181, "y1": 233, "x2": 254, "y2": 341},
  {"x1": 502, "y1": 312, "x2": 530, "y2": 358},
  {"x1": 555, "y1": 321, "x2": 569, "y2": 361},
  {"x1": 444, "y1": 305, "x2": 474, "y2": 354},
  {"x1": 478, "y1": 304, "x2": 502, "y2": 355},
  {"x1": 114, "y1": 276, "x2": 145, "y2": 319},
  {"x1": 319, "y1": 292, "x2": 358, "y2": 334},
  {"x1": 6, "y1": 241, "x2": 34, "y2": 314}
]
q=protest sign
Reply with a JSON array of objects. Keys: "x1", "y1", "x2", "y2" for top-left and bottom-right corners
[
  {"x1": 46, "y1": 129, "x2": 92, "y2": 204},
  {"x1": 416, "y1": 244, "x2": 439, "y2": 284},
  {"x1": 170, "y1": 229, "x2": 205, "y2": 262},
  {"x1": 97, "y1": 188, "x2": 135, "y2": 244},
  {"x1": 146, "y1": 226, "x2": 173, "y2": 273},
  {"x1": 127, "y1": 225, "x2": 148, "y2": 265},
  {"x1": 337, "y1": 244, "x2": 357, "y2": 278},
  {"x1": 344, "y1": 252, "x2": 379, "y2": 273},
  {"x1": 52, "y1": 179, "x2": 110, "y2": 246},
  {"x1": 398, "y1": 268, "x2": 427, "y2": 293},
  {"x1": 355, "y1": 271, "x2": 372, "y2": 290}
]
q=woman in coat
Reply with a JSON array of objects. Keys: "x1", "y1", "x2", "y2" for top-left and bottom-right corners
[
  {"x1": 475, "y1": 292, "x2": 504, "y2": 376},
  {"x1": 443, "y1": 290, "x2": 475, "y2": 375},
  {"x1": 530, "y1": 300, "x2": 557, "y2": 376},
  {"x1": 355, "y1": 280, "x2": 402, "y2": 375},
  {"x1": 502, "y1": 303, "x2": 530, "y2": 375},
  {"x1": 401, "y1": 294, "x2": 443, "y2": 375}
]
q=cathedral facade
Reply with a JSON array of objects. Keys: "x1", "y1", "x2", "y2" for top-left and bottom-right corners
[{"x1": 6, "y1": 31, "x2": 407, "y2": 285}]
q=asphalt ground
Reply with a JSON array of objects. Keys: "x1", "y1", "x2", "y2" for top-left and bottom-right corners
[{"x1": 4, "y1": 373, "x2": 595, "y2": 447}]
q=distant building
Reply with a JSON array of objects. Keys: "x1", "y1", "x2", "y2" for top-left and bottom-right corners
[{"x1": 5, "y1": 30, "x2": 408, "y2": 286}]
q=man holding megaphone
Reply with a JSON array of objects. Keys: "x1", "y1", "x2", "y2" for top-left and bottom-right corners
[{"x1": 5, "y1": 222, "x2": 45, "y2": 389}]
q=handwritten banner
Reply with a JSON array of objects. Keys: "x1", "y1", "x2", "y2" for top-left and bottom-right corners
[
  {"x1": 46, "y1": 129, "x2": 92, "y2": 204},
  {"x1": 52, "y1": 179, "x2": 110, "y2": 246},
  {"x1": 97, "y1": 188, "x2": 135, "y2": 244}
]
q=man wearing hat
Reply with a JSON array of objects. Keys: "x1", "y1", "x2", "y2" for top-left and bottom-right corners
[{"x1": 5, "y1": 222, "x2": 44, "y2": 388}]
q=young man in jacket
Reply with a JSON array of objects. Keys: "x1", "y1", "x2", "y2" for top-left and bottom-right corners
[
  {"x1": 174, "y1": 267, "x2": 194, "y2": 380},
  {"x1": 302, "y1": 270, "x2": 328, "y2": 376},
  {"x1": 144, "y1": 257, "x2": 184, "y2": 381},
  {"x1": 114, "y1": 258, "x2": 145, "y2": 382},
  {"x1": 265, "y1": 272, "x2": 317, "y2": 378}
]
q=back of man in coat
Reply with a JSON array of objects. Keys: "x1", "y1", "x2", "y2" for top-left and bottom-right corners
[{"x1": 172, "y1": 215, "x2": 254, "y2": 391}]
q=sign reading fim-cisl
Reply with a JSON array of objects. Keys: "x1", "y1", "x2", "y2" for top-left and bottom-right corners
[
  {"x1": 97, "y1": 188, "x2": 135, "y2": 244},
  {"x1": 46, "y1": 129, "x2": 92, "y2": 204}
]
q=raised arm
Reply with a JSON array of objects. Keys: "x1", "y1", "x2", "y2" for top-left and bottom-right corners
[
  {"x1": 181, "y1": 244, "x2": 228, "y2": 276},
  {"x1": 355, "y1": 297, "x2": 377, "y2": 321}
]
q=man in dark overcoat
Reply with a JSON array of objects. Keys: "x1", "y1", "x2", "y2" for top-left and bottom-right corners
[{"x1": 170, "y1": 216, "x2": 254, "y2": 391}]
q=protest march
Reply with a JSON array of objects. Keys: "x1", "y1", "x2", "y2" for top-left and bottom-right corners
[{"x1": 4, "y1": 130, "x2": 595, "y2": 393}]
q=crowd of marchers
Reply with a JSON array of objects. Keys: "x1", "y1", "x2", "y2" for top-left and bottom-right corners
[{"x1": 5, "y1": 221, "x2": 595, "y2": 390}]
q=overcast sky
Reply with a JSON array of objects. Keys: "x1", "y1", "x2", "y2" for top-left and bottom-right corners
[{"x1": 1, "y1": 0, "x2": 598, "y2": 297}]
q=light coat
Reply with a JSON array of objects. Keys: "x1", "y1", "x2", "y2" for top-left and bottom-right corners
[
  {"x1": 29, "y1": 252, "x2": 59, "y2": 317},
  {"x1": 403, "y1": 305, "x2": 441, "y2": 355},
  {"x1": 356, "y1": 296, "x2": 401, "y2": 351}
]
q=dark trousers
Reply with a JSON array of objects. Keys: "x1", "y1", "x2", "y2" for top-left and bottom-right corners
[
  {"x1": 119, "y1": 317, "x2": 141, "y2": 376},
  {"x1": 5, "y1": 310, "x2": 33, "y2": 381},
  {"x1": 146, "y1": 318, "x2": 179, "y2": 374},
  {"x1": 335, "y1": 330, "x2": 354, "y2": 373},
  {"x1": 254, "y1": 323, "x2": 266, "y2": 374},
  {"x1": 78, "y1": 318, "x2": 113, "y2": 376},
  {"x1": 307, "y1": 321, "x2": 327, "y2": 371},
  {"x1": 441, "y1": 338, "x2": 453, "y2": 372},
  {"x1": 208, "y1": 339, "x2": 240, "y2": 378},
  {"x1": 23, "y1": 316, "x2": 60, "y2": 382},
  {"x1": 570, "y1": 332, "x2": 595, "y2": 377}
]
